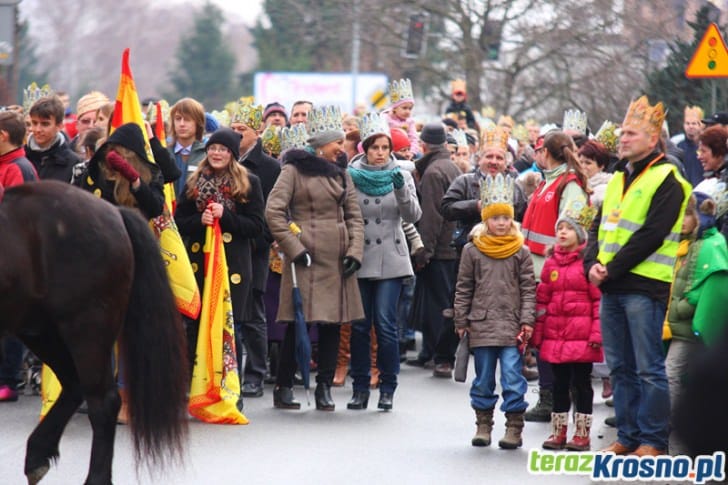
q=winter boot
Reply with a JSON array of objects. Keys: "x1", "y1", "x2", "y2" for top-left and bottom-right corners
[
  {"x1": 524, "y1": 387, "x2": 552, "y2": 422},
  {"x1": 472, "y1": 408, "x2": 494, "y2": 447},
  {"x1": 498, "y1": 412, "x2": 525, "y2": 449},
  {"x1": 542, "y1": 412, "x2": 568, "y2": 449},
  {"x1": 565, "y1": 413, "x2": 592, "y2": 451},
  {"x1": 333, "y1": 323, "x2": 351, "y2": 387}
]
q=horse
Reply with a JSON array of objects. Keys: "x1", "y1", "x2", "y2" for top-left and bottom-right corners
[{"x1": 0, "y1": 181, "x2": 189, "y2": 485}]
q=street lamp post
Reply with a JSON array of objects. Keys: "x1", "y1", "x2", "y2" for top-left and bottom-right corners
[{"x1": 0, "y1": 0, "x2": 22, "y2": 106}]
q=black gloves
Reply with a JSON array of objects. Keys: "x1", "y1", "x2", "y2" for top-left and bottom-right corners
[
  {"x1": 342, "y1": 256, "x2": 361, "y2": 277},
  {"x1": 293, "y1": 250, "x2": 312, "y2": 267},
  {"x1": 391, "y1": 169, "x2": 405, "y2": 189}
]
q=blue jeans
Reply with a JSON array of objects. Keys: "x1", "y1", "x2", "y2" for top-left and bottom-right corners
[
  {"x1": 0, "y1": 337, "x2": 24, "y2": 389},
  {"x1": 601, "y1": 293, "x2": 670, "y2": 450},
  {"x1": 352, "y1": 278, "x2": 403, "y2": 395},
  {"x1": 470, "y1": 346, "x2": 528, "y2": 413}
]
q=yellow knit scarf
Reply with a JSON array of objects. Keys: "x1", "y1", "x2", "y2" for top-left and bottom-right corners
[{"x1": 472, "y1": 224, "x2": 524, "y2": 259}]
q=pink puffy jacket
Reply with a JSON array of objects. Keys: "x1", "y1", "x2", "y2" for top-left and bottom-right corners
[{"x1": 531, "y1": 244, "x2": 603, "y2": 363}]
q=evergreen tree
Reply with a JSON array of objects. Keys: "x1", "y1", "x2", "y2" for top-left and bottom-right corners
[
  {"x1": 164, "y1": 2, "x2": 236, "y2": 110},
  {"x1": 646, "y1": 6, "x2": 728, "y2": 131}
]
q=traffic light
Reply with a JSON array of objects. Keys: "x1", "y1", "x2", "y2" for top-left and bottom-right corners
[
  {"x1": 483, "y1": 20, "x2": 502, "y2": 61},
  {"x1": 404, "y1": 14, "x2": 426, "y2": 58}
]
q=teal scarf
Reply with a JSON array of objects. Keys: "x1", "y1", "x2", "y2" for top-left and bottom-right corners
[{"x1": 348, "y1": 166, "x2": 399, "y2": 196}]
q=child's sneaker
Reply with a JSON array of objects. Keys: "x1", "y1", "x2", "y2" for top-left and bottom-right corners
[{"x1": 0, "y1": 385, "x2": 19, "y2": 402}]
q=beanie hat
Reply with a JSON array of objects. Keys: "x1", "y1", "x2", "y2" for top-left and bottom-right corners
[
  {"x1": 76, "y1": 91, "x2": 109, "y2": 117},
  {"x1": 206, "y1": 127, "x2": 242, "y2": 161},
  {"x1": 205, "y1": 112, "x2": 220, "y2": 133},
  {"x1": 694, "y1": 191, "x2": 717, "y2": 237},
  {"x1": 390, "y1": 128, "x2": 410, "y2": 152},
  {"x1": 263, "y1": 102, "x2": 288, "y2": 123},
  {"x1": 420, "y1": 123, "x2": 446, "y2": 145}
]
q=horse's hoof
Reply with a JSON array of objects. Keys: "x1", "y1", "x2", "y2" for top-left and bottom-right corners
[{"x1": 26, "y1": 464, "x2": 49, "y2": 485}]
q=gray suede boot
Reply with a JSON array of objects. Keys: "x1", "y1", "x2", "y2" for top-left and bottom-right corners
[{"x1": 524, "y1": 387, "x2": 552, "y2": 422}]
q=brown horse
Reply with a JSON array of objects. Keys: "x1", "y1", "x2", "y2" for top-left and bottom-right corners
[{"x1": 0, "y1": 181, "x2": 188, "y2": 485}]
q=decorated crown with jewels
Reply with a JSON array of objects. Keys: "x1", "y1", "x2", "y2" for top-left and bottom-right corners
[
  {"x1": 210, "y1": 109, "x2": 231, "y2": 128},
  {"x1": 23, "y1": 82, "x2": 54, "y2": 112},
  {"x1": 451, "y1": 129, "x2": 467, "y2": 148},
  {"x1": 281, "y1": 123, "x2": 309, "y2": 152},
  {"x1": 480, "y1": 125, "x2": 509, "y2": 153},
  {"x1": 261, "y1": 125, "x2": 281, "y2": 156},
  {"x1": 595, "y1": 120, "x2": 619, "y2": 153},
  {"x1": 560, "y1": 199, "x2": 598, "y2": 230},
  {"x1": 622, "y1": 96, "x2": 665, "y2": 137},
  {"x1": 389, "y1": 78, "x2": 414, "y2": 106},
  {"x1": 145, "y1": 99, "x2": 170, "y2": 125},
  {"x1": 563, "y1": 109, "x2": 588, "y2": 134},
  {"x1": 306, "y1": 105, "x2": 343, "y2": 137},
  {"x1": 359, "y1": 112, "x2": 390, "y2": 142},
  {"x1": 231, "y1": 99, "x2": 263, "y2": 130},
  {"x1": 480, "y1": 173, "x2": 515, "y2": 220},
  {"x1": 512, "y1": 124, "x2": 529, "y2": 143}
]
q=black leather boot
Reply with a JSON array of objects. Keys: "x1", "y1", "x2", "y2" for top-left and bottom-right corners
[
  {"x1": 378, "y1": 392, "x2": 393, "y2": 411},
  {"x1": 346, "y1": 390, "x2": 370, "y2": 410},
  {"x1": 273, "y1": 386, "x2": 300, "y2": 410},
  {"x1": 314, "y1": 383, "x2": 335, "y2": 411}
]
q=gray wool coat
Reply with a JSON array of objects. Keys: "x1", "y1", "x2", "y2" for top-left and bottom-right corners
[{"x1": 348, "y1": 154, "x2": 422, "y2": 279}]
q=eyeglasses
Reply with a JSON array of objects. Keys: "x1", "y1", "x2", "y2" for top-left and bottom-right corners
[{"x1": 206, "y1": 145, "x2": 230, "y2": 154}]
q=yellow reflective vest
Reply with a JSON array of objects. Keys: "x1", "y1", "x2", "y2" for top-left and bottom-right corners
[{"x1": 597, "y1": 161, "x2": 691, "y2": 283}]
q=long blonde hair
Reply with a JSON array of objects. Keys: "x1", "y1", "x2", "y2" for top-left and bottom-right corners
[
  {"x1": 100, "y1": 144, "x2": 153, "y2": 208},
  {"x1": 185, "y1": 156, "x2": 251, "y2": 203}
]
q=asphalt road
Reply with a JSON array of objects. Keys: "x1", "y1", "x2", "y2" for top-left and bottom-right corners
[{"x1": 1, "y1": 353, "x2": 620, "y2": 485}]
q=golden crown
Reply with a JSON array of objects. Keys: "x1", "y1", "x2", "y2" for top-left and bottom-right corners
[
  {"x1": 595, "y1": 120, "x2": 619, "y2": 153},
  {"x1": 622, "y1": 96, "x2": 665, "y2": 137},
  {"x1": 481, "y1": 106, "x2": 496, "y2": 120},
  {"x1": 559, "y1": 199, "x2": 598, "y2": 230},
  {"x1": 359, "y1": 112, "x2": 390, "y2": 142},
  {"x1": 210, "y1": 109, "x2": 231, "y2": 128},
  {"x1": 684, "y1": 105, "x2": 704, "y2": 121},
  {"x1": 512, "y1": 124, "x2": 529, "y2": 143},
  {"x1": 281, "y1": 123, "x2": 309, "y2": 152},
  {"x1": 389, "y1": 78, "x2": 413, "y2": 105},
  {"x1": 563, "y1": 109, "x2": 588, "y2": 134},
  {"x1": 231, "y1": 100, "x2": 263, "y2": 130},
  {"x1": 497, "y1": 115, "x2": 514, "y2": 129},
  {"x1": 480, "y1": 125, "x2": 509, "y2": 153},
  {"x1": 23, "y1": 82, "x2": 54, "y2": 112},
  {"x1": 261, "y1": 125, "x2": 281, "y2": 156},
  {"x1": 306, "y1": 105, "x2": 343, "y2": 137},
  {"x1": 451, "y1": 129, "x2": 467, "y2": 148},
  {"x1": 145, "y1": 99, "x2": 170, "y2": 125},
  {"x1": 480, "y1": 173, "x2": 514, "y2": 208}
]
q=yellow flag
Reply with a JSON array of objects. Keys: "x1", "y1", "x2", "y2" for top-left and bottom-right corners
[
  {"x1": 39, "y1": 365, "x2": 61, "y2": 420},
  {"x1": 188, "y1": 221, "x2": 248, "y2": 424}
]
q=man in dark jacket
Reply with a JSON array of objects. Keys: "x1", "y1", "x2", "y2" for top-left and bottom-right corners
[
  {"x1": 231, "y1": 101, "x2": 281, "y2": 398},
  {"x1": 25, "y1": 95, "x2": 81, "y2": 182},
  {"x1": 408, "y1": 123, "x2": 462, "y2": 377}
]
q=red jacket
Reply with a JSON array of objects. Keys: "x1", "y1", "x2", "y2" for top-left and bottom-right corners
[
  {"x1": 0, "y1": 147, "x2": 37, "y2": 187},
  {"x1": 532, "y1": 244, "x2": 603, "y2": 363}
]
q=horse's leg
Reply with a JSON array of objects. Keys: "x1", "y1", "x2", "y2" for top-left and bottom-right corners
[{"x1": 20, "y1": 334, "x2": 84, "y2": 485}]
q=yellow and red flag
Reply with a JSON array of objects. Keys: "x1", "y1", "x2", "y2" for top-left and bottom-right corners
[
  {"x1": 188, "y1": 220, "x2": 248, "y2": 424},
  {"x1": 113, "y1": 48, "x2": 200, "y2": 319}
]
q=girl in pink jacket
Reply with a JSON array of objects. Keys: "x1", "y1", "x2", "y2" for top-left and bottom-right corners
[
  {"x1": 531, "y1": 201, "x2": 602, "y2": 451},
  {"x1": 382, "y1": 79, "x2": 421, "y2": 156}
]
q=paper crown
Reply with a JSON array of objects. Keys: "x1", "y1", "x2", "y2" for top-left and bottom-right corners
[
  {"x1": 684, "y1": 105, "x2": 704, "y2": 121},
  {"x1": 559, "y1": 199, "x2": 598, "y2": 230},
  {"x1": 563, "y1": 109, "x2": 588, "y2": 134},
  {"x1": 359, "y1": 112, "x2": 390, "y2": 142},
  {"x1": 480, "y1": 125, "x2": 509, "y2": 153},
  {"x1": 231, "y1": 100, "x2": 263, "y2": 130},
  {"x1": 389, "y1": 78, "x2": 414, "y2": 107},
  {"x1": 512, "y1": 124, "x2": 529, "y2": 143},
  {"x1": 497, "y1": 115, "x2": 514, "y2": 129},
  {"x1": 261, "y1": 125, "x2": 281, "y2": 156},
  {"x1": 594, "y1": 120, "x2": 619, "y2": 153},
  {"x1": 209, "y1": 109, "x2": 231, "y2": 128},
  {"x1": 281, "y1": 123, "x2": 309, "y2": 152},
  {"x1": 306, "y1": 105, "x2": 343, "y2": 137},
  {"x1": 23, "y1": 82, "x2": 53, "y2": 112},
  {"x1": 622, "y1": 96, "x2": 665, "y2": 137},
  {"x1": 451, "y1": 129, "x2": 467, "y2": 148},
  {"x1": 145, "y1": 99, "x2": 170, "y2": 125},
  {"x1": 480, "y1": 173, "x2": 515, "y2": 220},
  {"x1": 451, "y1": 79, "x2": 466, "y2": 94},
  {"x1": 481, "y1": 106, "x2": 496, "y2": 120}
]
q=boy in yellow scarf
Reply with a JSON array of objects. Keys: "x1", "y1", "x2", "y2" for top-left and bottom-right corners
[{"x1": 453, "y1": 170, "x2": 537, "y2": 451}]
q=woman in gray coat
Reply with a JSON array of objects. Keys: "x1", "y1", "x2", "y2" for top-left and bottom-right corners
[{"x1": 346, "y1": 113, "x2": 422, "y2": 411}]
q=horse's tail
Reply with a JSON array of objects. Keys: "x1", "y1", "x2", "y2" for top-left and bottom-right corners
[{"x1": 119, "y1": 208, "x2": 188, "y2": 468}]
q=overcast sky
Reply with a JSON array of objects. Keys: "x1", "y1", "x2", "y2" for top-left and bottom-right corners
[{"x1": 163, "y1": 0, "x2": 263, "y2": 25}]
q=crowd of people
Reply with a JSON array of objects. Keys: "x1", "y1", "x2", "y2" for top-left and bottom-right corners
[{"x1": 1, "y1": 77, "x2": 727, "y2": 459}]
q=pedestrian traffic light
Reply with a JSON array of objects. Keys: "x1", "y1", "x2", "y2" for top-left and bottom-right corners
[
  {"x1": 405, "y1": 14, "x2": 426, "y2": 58},
  {"x1": 483, "y1": 20, "x2": 502, "y2": 61}
]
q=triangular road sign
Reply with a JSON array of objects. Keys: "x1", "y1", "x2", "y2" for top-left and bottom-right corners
[{"x1": 686, "y1": 23, "x2": 728, "y2": 78}]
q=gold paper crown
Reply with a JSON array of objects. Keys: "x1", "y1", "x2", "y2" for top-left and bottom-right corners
[
  {"x1": 497, "y1": 115, "x2": 514, "y2": 129},
  {"x1": 481, "y1": 106, "x2": 496, "y2": 120},
  {"x1": 451, "y1": 129, "x2": 467, "y2": 148},
  {"x1": 512, "y1": 124, "x2": 529, "y2": 143},
  {"x1": 145, "y1": 99, "x2": 170, "y2": 125},
  {"x1": 359, "y1": 112, "x2": 390, "y2": 142},
  {"x1": 231, "y1": 100, "x2": 263, "y2": 130},
  {"x1": 306, "y1": 105, "x2": 343, "y2": 137},
  {"x1": 480, "y1": 126, "x2": 509, "y2": 153},
  {"x1": 559, "y1": 199, "x2": 598, "y2": 230},
  {"x1": 684, "y1": 105, "x2": 704, "y2": 121},
  {"x1": 563, "y1": 109, "x2": 588, "y2": 134},
  {"x1": 281, "y1": 123, "x2": 309, "y2": 152},
  {"x1": 595, "y1": 120, "x2": 619, "y2": 153},
  {"x1": 622, "y1": 96, "x2": 665, "y2": 137},
  {"x1": 261, "y1": 125, "x2": 281, "y2": 156},
  {"x1": 388, "y1": 78, "x2": 414, "y2": 106},
  {"x1": 210, "y1": 109, "x2": 231, "y2": 128},
  {"x1": 23, "y1": 82, "x2": 53, "y2": 112},
  {"x1": 480, "y1": 173, "x2": 515, "y2": 220}
]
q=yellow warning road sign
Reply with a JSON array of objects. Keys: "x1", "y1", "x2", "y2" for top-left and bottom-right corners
[{"x1": 686, "y1": 23, "x2": 728, "y2": 78}]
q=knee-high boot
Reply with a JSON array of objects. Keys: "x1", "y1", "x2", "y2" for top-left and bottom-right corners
[{"x1": 333, "y1": 323, "x2": 351, "y2": 387}]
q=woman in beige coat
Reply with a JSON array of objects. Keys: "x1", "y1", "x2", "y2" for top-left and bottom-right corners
[{"x1": 265, "y1": 106, "x2": 365, "y2": 411}]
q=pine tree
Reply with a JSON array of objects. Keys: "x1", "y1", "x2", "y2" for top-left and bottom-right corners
[
  {"x1": 164, "y1": 2, "x2": 236, "y2": 110},
  {"x1": 646, "y1": 6, "x2": 728, "y2": 131}
]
